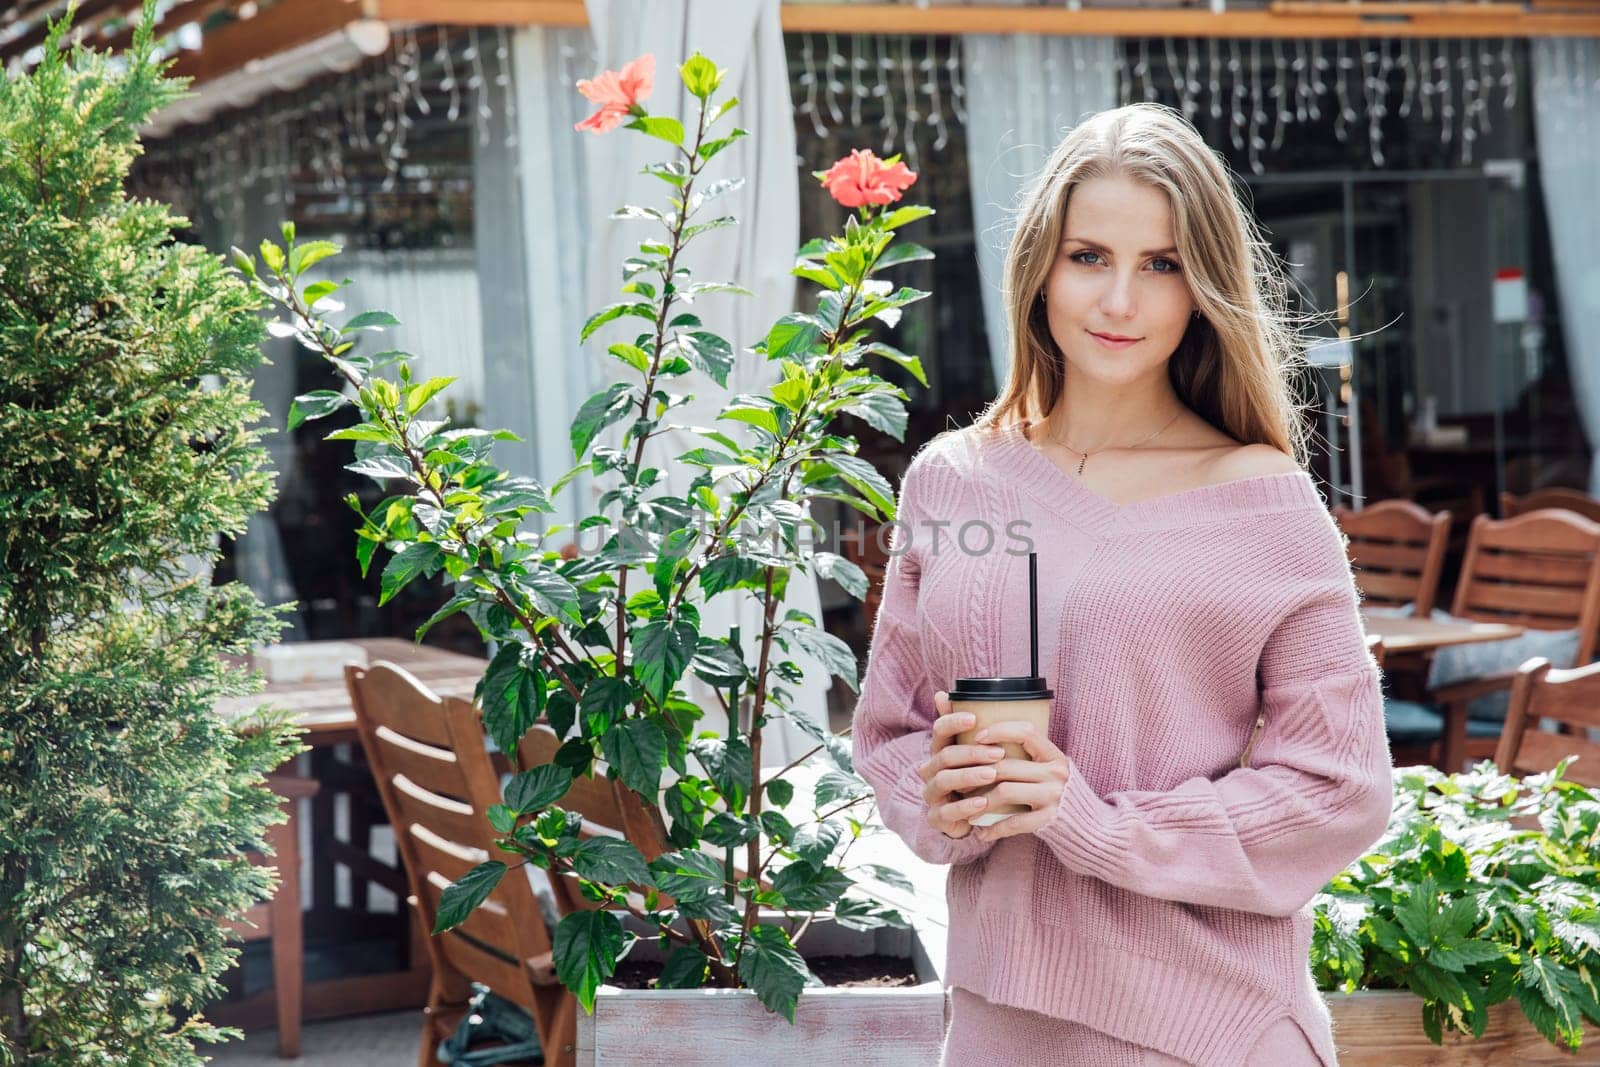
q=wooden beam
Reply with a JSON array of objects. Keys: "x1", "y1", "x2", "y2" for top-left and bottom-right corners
[
  {"x1": 165, "y1": 0, "x2": 367, "y2": 84},
  {"x1": 98, "y1": 0, "x2": 231, "y2": 57},
  {"x1": 370, "y1": 0, "x2": 1600, "y2": 38},
  {"x1": 1, "y1": 0, "x2": 139, "y2": 62}
]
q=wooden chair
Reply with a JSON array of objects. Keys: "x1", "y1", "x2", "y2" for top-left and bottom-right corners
[
  {"x1": 1493, "y1": 658, "x2": 1600, "y2": 788},
  {"x1": 224, "y1": 774, "x2": 318, "y2": 1058},
  {"x1": 345, "y1": 662, "x2": 575, "y2": 1067},
  {"x1": 1500, "y1": 487, "x2": 1600, "y2": 525},
  {"x1": 1334, "y1": 500, "x2": 1453, "y2": 617},
  {"x1": 1431, "y1": 510, "x2": 1600, "y2": 772}
]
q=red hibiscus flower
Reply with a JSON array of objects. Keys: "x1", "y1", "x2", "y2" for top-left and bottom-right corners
[
  {"x1": 575, "y1": 53, "x2": 655, "y2": 135},
  {"x1": 816, "y1": 149, "x2": 917, "y2": 209}
]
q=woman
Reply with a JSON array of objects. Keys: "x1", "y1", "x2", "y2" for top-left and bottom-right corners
[{"x1": 850, "y1": 103, "x2": 1391, "y2": 1066}]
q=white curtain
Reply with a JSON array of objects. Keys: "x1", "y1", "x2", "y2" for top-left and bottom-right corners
[
  {"x1": 506, "y1": 26, "x2": 599, "y2": 533},
  {"x1": 963, "y1": 32, "x2": 1117, "y2": 391},
  {"x1": 580, "y1": 0, "x2": 826, "y2": 764},
  {"x1": 1532, "y1": 38, "x2": 1600, "y2": 496},
  {"x1": 308, "y1": 248, "x2": 486, "y2": 417}
]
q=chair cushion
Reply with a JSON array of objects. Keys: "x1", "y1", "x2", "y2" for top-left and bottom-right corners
[
  {"x1": 1384, "y1": 698, "x2": 1505, "y2": 744},
  {"x1": 1422, "y1": 609, "x2": 1582, "y2": 722}
]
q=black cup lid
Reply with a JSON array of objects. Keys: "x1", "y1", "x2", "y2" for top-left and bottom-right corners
[{"x1": 949, "y1": 676, "x2": 1053, "y2": 701}]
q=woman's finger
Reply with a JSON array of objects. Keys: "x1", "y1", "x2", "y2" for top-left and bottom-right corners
[
  {"x1": 933, "y1": 764, "x2": 1000, "y2": 797},
  {"x1": 935, "y1": 743, "x2": 1008, "y2": 770},
  {"x1": 980, "y1": 780, "x2": 1054, "y2": 813},
  {"x1": 933, "y1": 795, "x2": 987, "y2": 831},
  {"x1": 974, "y1": 720, "x2": 1064, "y2": 763},
  {"x1": 986, "y1": 757, "x2": 1053, "y2": 783},
  {"x1": 976, "y1": 806, "x2": 1053, "y2": 841}
]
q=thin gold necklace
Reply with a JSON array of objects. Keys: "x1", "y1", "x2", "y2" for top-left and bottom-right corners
[{"x1": 1052, "y1": 409, "x2": 1185, "y2": 476}]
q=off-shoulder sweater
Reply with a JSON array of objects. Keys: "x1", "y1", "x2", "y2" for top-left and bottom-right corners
[{"x1": 851, "y1": 420, "x2": 1392, "y2": 1067}]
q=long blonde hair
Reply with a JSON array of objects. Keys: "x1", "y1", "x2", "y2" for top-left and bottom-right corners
[{"x1": 973, "y1": 103, "x2": 1311, "y2": 463}]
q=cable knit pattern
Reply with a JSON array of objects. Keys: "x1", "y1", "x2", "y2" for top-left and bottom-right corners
[{"x1": 851, "y1": 420, "x2": 1392, "y2": 1067}]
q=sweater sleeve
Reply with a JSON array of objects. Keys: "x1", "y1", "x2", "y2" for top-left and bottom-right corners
[
  {"x1": 1033, "y1": 510, "x2": 1393, "y2": 917},
  {"x1": 850, "y1": 453, "x2": 995, "y2": 867}
]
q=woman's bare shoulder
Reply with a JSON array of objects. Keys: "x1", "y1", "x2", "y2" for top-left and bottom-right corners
[{"x1": 1207, "y1": 441, "x2": 1303, "y2": 481}]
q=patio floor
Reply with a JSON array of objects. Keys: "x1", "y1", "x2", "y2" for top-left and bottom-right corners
[{"x1": 206, "y1": 1010, "x2": 419, "y2": 1065}]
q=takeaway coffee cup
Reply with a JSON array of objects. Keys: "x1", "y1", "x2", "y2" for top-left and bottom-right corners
[{"x1": 945, "y1": 675, "x2": 1054, "y2": 826}]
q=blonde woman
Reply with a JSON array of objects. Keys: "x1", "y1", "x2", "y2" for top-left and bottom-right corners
[{"x1": 851, "y1": 103, "x2": 1390, "y2": 1066}]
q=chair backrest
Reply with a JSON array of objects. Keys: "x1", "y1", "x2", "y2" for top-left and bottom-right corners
[
  {"x1": 1451, "y1": 510, "x2": 1600, "y2": 664},
  {"x1": 1494, "y1": 658, "x2": 1600, "y2": 788},
  {"x1": 1500, "y1": 488, "x2": 1600, "y2": 525},
  {"x1": 1333, "y1": 499, "x2": 1452, "y2": 616},
  {"x1": 346, "y1": 661, "x2": 557, "y2": 1015}
]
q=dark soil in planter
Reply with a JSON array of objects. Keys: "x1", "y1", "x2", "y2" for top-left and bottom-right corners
[{"x1": 610, "y1": 953, "x2": 920, "y2": 990}]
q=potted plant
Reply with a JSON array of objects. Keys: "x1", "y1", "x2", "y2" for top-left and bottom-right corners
[
  {"x1": 0, "y1": 8, "x2": 301, "y2": 1062},
  {"x1": 1314, "y1": 760, "x2": 1600, "y2": 1065},
  {"x1": 238, "y1": 49, "x2": 947, "y2": 1061}
]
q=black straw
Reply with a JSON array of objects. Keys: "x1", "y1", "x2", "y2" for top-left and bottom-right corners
[{"x1": 1029, "y1": 552, "x2": 1039, "y2": 679}]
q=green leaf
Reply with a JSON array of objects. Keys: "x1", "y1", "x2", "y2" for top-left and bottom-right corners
[
  {"x1": 862, "y1": 342, "x2": 927, "y2": 386},
  {"x1": 343, "y1": 309, "x2": 401, "y2": 333},
  {"x1": 581, "y1": 300, "x2": 655, "y2": 343},
  {"x1": 764, "y1": 314, "x2": 822, "y2": 362},
  {"x1": 693, "y1": 737, "x2": 752, "y2": 810},
  {"x1": 406, "y1": 376, "x2": 456, "y2": 415},
  {"x1": 579, "y1": 676, "x2": 634, "y2": 737},
  {"x1": 766, "y1": 778, "x2": 795, "y2": 808},
  {"x1": 608, "y1": 342, "x2": 651, "y2": 374},
  {"x1": 416, "y1": 591, "x2": 476, "y2": 641},
  {"x1": 571, "y1": 382, "x2": 635, "y2": 460},
  {"x1": 433, "y1": 861, "x2": 506, "y2": 933},
  {"x1": 647, "y1": 849, "x2": 725, "y2": 900},
  {"x1": 601, "y1": 716, "x2": 667, "y2": 797},
  {"x1": 656, "y1": 946, "x2": 710, "y2": 989},
  {"x1": 553, "y1": 909, "x2": 630, "y2": 1013},
  {"x1": 504, "y1": 764, "x2": 572, "y2": 815},
  {"x1": 571, "y1": 837, "x2": 652, "y2": 887},
  {"x1": 791, "y1": 819, "x2": 844, "y2": 870},
  {"x1": 633, "y1": 615, "x2": 699, "y2": 707},
  {"x1": 837, "y1": 390, "x2": 909, "y2": 441},
  {"x1": 811, "y1": 551, "x2": 868, "y2": 600},
  {"x1": 772, "y1": 862, "x2": 850, "y2": 910},
  {"x1": 872, "y1": 241, "x2": 934, "y2": 270},
  {"x1": 259, "y1": 239, "x2": 284, "y2": 273},
  {"x1": 287, "y1": 389, "x2": 349, "y2": 431},
  {"x1": 626, "y1": 115, "x2": 685, "y2": 146},
  {"x1": 698, "y1": 127, "x2": 747, "y2": 163},
  {"x1": 680, "y1": 53, "x2": 722, "y2": 99},
  {"x1": 379, "y1": 542, "x2": 443, "y2": 606},
  {"x1": 880, "y1": 205, "x2": 935, "y2": 231},
  {"x1": 478, "y1": 642, "x2": 544, "y2": 755},
  {"x1": 814, "y1": 769, "x2": 869, "y2": 808},
  {"x1": 676, "y1": 331, "x2": 734, "y2": 388},
  {"x1": 738, "y1": 924, "x2": 810, "y2": 1023},
  {"x1": 289, "y1": 239, "x2": 341, "y2": 275},
  {"x1": 783, "y1": 622, "x2": 860, "y2": 693}
]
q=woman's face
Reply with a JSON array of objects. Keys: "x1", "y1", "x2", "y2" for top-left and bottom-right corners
[{"x1": 1041, "y1": 174, "x2": 1197, "y2": 389}]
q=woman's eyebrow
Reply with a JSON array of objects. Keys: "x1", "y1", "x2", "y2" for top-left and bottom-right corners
[{"x1": 1063, "y1": 235, "x2": 1179, "y2": 258}]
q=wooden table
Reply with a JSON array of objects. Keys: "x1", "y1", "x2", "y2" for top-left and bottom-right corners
[
  {"x1": 213, "y1": 638, "x2": 488, "y2": 1030},
  {"x1": 1360, "y1": 613, "x2": 1526, "y2": 657}
]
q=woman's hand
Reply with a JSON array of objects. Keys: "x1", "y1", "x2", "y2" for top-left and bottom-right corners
[
  {"x1": 967, "y1": 720, "x2": 1072, "y2": 842},
  {"x1": 917, "y1": 691, "x2": 1007, "y2": 840}
]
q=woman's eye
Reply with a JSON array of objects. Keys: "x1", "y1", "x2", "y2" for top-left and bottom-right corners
[
  {"x1": 1151, "y1": 257, "x2": 1181, "y2": 274},
  {"x1": 1070, "y1": 250, "x2": 1101, "y2": 266}
]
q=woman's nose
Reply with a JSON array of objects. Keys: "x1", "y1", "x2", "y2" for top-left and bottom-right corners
[{"x1": 1098, "y1": 273, "x2": 1137, "y2": 319}]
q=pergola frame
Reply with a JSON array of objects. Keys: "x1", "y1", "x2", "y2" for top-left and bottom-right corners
[{"x1": 5, "y1": 0, "x2": 1598, "y2": 89}]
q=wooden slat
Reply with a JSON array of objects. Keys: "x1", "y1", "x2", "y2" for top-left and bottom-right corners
[
  {"x1": 165, "y1": 0, "x2": 365, "y2": 85},
  {"x1": 1477, "y1": 511, "x2": 1600, "y2": 554},
  {"x1": 1506, "y1": 731, "x2": 1600, "y2": 788},
  {"x1": 420, "y1": 869, "x2": 523, "y2": 950},
  {"x1": 348, "y1": 662, "x2": 453, "y2": 746},
  {"x1": 372, "y1": 725, "x2": 467, "y2": 800},
  {"x1": 1471, "y1": 549, "x2": 1594, "y2": 587},
  {"x1": 1353, "y1": 571, "x2": 1424, "y2": 604},
  {"x1": 366, "y1": 0, "x2": 1600, "y2": 37},
  {"x1": 1461, "y1": 582, "x2": 1587, "y2": 622},
  {"x1": 1327, "y1": 990, "x2": 1600, "y2": 1066},
  {"x1": 391, "y1": 772, "x2": 485, "y2": 846},
  {"x1": 1348, "y1": 540, "x2": 1431, "y2": 574},
  {"x1": 408, "y1": 822, "x2": 490, "y2": 885}
]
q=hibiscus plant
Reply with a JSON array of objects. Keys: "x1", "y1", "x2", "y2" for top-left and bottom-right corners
[{"x1": 233, "y1": 51, "x2": 934, "y2": 1019}]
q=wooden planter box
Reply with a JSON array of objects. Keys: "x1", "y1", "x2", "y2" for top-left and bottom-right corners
[
  {"x1": 1328, "y1": 989, "x2": 1600, "y2": 1066},
  {"x1": 574, "y1": 917, "x2": 946, "y2": 1066}
]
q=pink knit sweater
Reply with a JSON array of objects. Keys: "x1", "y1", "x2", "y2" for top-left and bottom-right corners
[{"x1": 851, "y1": 421, "x2": 1392, "y2": 1067}]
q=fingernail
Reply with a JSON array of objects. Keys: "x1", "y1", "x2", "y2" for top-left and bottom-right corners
[
  {"x1": 970, "y1": 796, "x2": 986, "y2": 808},
  {"x1": 978, "y1": 768, "x2": 996, "y2": 781},
  {"x1": 985, "y1": 747, "x2": 1005, "y2": 759},
  {"x1": 975, "y1": 729, "x2": 990, "y2": 742}
]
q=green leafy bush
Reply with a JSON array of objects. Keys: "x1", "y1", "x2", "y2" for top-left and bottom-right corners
[
  {"x1": 1312, "y1": 760, "x2": 1600, "y2": 1050},
  {"x1": 239, "y1": 51, "x2": 930, "y2": 1021},
  {"x1": 0, "y1": 6, "x2": 301, "y2": 1062}
]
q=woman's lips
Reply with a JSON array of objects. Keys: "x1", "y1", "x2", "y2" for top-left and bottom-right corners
[{"x1": 1089, "y1": 330, "x2": 1141, "y2": 349}]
